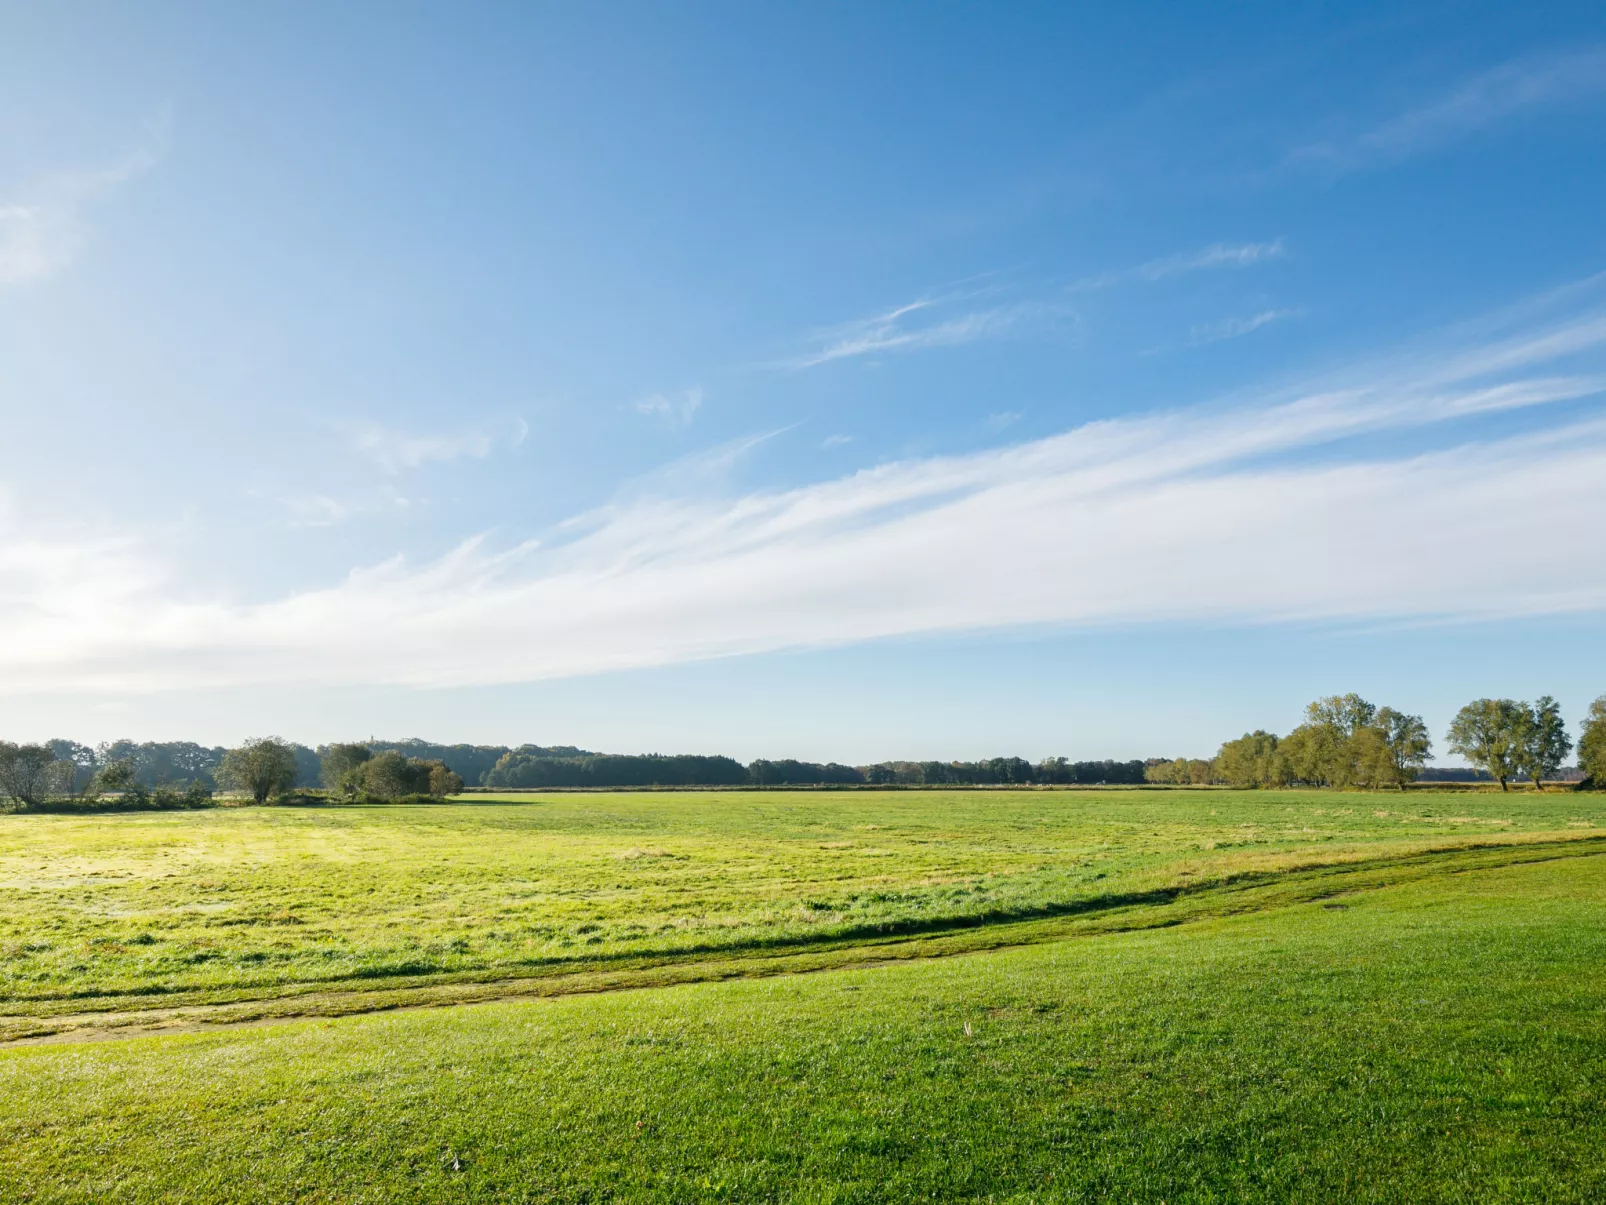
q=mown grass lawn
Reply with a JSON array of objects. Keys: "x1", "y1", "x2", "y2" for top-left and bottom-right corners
[
  {"x1": 1, "y1": 849, "x2": 1602, "y2": 1202},
  {"x1": 2, "y1": 789, "x2": 1599, "y2": 1019}
]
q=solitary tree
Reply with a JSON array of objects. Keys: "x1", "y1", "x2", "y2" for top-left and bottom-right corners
[
  {"x1": 0, "y1": 743, "x2": 64, "y2": 808},
  {"x1": 1513, "y1": 696, "x2": 1572, "y2": 791},
  {"x1": 1446, "y1": 699, "x2": 1524, "y2": 790},
  {"x1": 1580, "y1": 696, "x2": 1606, "y2": 787},
  {"x1": 216, "y1": 737, "x2": 298, "y2": 805}
]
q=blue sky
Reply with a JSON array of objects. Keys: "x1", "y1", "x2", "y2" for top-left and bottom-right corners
[{"x1": 3, "y1": 2, "x2": 1605, "y2": 761}]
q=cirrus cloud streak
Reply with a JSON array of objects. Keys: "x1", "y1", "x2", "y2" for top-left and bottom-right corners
[{"x1": 4, "y1": 297, "x2": 1606, "y2": 694}]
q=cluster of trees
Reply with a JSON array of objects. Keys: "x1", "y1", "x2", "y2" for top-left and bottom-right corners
[
  {"x1": 321, "y1": 745, "x2": 465, "y2": 799},
  {"x1": 1210, "y1": 695, "x2": 1433, "y2": 790},
  {"x1": 0, "y1": 741, "x2": 220, "y2": 809},
  {"x1": 1445, "y1": 697, "x2": 1576, "y2": 791},
  {"x1": 24, "y1": 739, "x2": 323, "y2": 794},
  {"x1": 362, "y1": 740, "x2": 525, "y2": 788},
  {"x1": 1195, "y1": 693, "x2": 1605, "y2": 791},
  {"x1": 209, "y1": 739, "x2": 462, "y2": 804},
  {"x1": 0, "y1": 737, "x2": 469, "y2": 809}
]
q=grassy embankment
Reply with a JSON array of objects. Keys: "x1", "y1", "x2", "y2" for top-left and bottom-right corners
[{"x1": 1, "y1": 843, "x2": 1603, "y2": 1201}]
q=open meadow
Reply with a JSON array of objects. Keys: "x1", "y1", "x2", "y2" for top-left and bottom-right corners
[{"x1": 2, "y1": 789, "x2": 1604, "y2": 1200}]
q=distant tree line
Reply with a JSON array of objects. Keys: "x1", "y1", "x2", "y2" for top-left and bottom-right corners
[
  {"x1": 465, "y1": 747, "x2": 1153, "y2": 789},
  {"x1": 482, "y1": 750, "x2": 1148, "y2": 788},
  {"x1": 859, "y1": 758, "x2": 1147, "y2": 786},
  {"x1": 485, "y1": 751, "x2": 749, "y2": 788},
  {"x1": 2, "y1": 694, "x2": 1602, "y2": 809},
  {"x1": 0, "y1": 738, "x2": 1159, "y2": 806},
  {"x1": 748, "y1": 759, "x2": 865, "y2": 785}
]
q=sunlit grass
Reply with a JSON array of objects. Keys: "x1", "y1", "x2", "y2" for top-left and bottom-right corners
[
  {"x1": 2, "y1": 789, "x2": 1599, "y2": 1018},
  {"x1": 1, "y1": 851, "x2": 1602, "y2": 1201}
]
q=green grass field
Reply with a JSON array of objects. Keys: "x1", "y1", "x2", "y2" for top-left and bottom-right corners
[{"x1": 2, "y1": 790, "x2": 1603, "y2": 1200}]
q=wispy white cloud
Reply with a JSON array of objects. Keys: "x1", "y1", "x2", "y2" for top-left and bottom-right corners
[
  {"x1": 276, "y1": 493, "x2": 354, "y2": 528},
  {"x1": 790, "y1": 290, "x2": 1061, "y2": 370},
  {"x1": 985, "y1": 411, "x2": 1022, "y2": 432},
  {"x1": 268, "y1": 486, "x2": 412, "y2": 529},
  {"x1": 1188, "y1": 308, "x2": 1300, "y2": 346},
  {"x1": 791, "y1": 242, "x2": 1281, "y2": 369},
  {"x1": 0, "y1": 117, "x2": 167, "y2": 286},
  {"x1": 634, "y1": 387, "x2": 704, "y2": 427},
  {"x1": 821, "y1": 434, "x2": 854, "y2": 449},
  {"x1": 349, "y1": 416, "x2": 524, "y2": 474},
  {"x1": 3, "y1": 287, "x2": 1606, "y2": 693},
  {"x1": 1068, "y1": 239, "x2": 1286, "y2": 293},
  {"x1": 1293, "y1": 47, "x2": 1606, "y2": 172}
]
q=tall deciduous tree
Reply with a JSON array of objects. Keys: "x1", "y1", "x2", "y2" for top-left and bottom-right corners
[
  {"x1": 0, "y1": 743, "x2": 64, "y2": 807},
  {"x1": 1306, "y1": 693, "x2": 1378, "y2": 734},
  {"x1": 1513, "y1": 696, "x2": 1572, "y2": 791},
  {"x1": 1375, "y1": 707, "x2": 1433, "y2": 789},
  {"x1": 216, "y1": 737, "x2": 299, "y2": 805},
  {"x1": 1446, "y1": 699, "x2": 1524, "y2": 791},
  {"x1": 1580, "y1": 696, "x2": 1606, "y2": 787}
]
